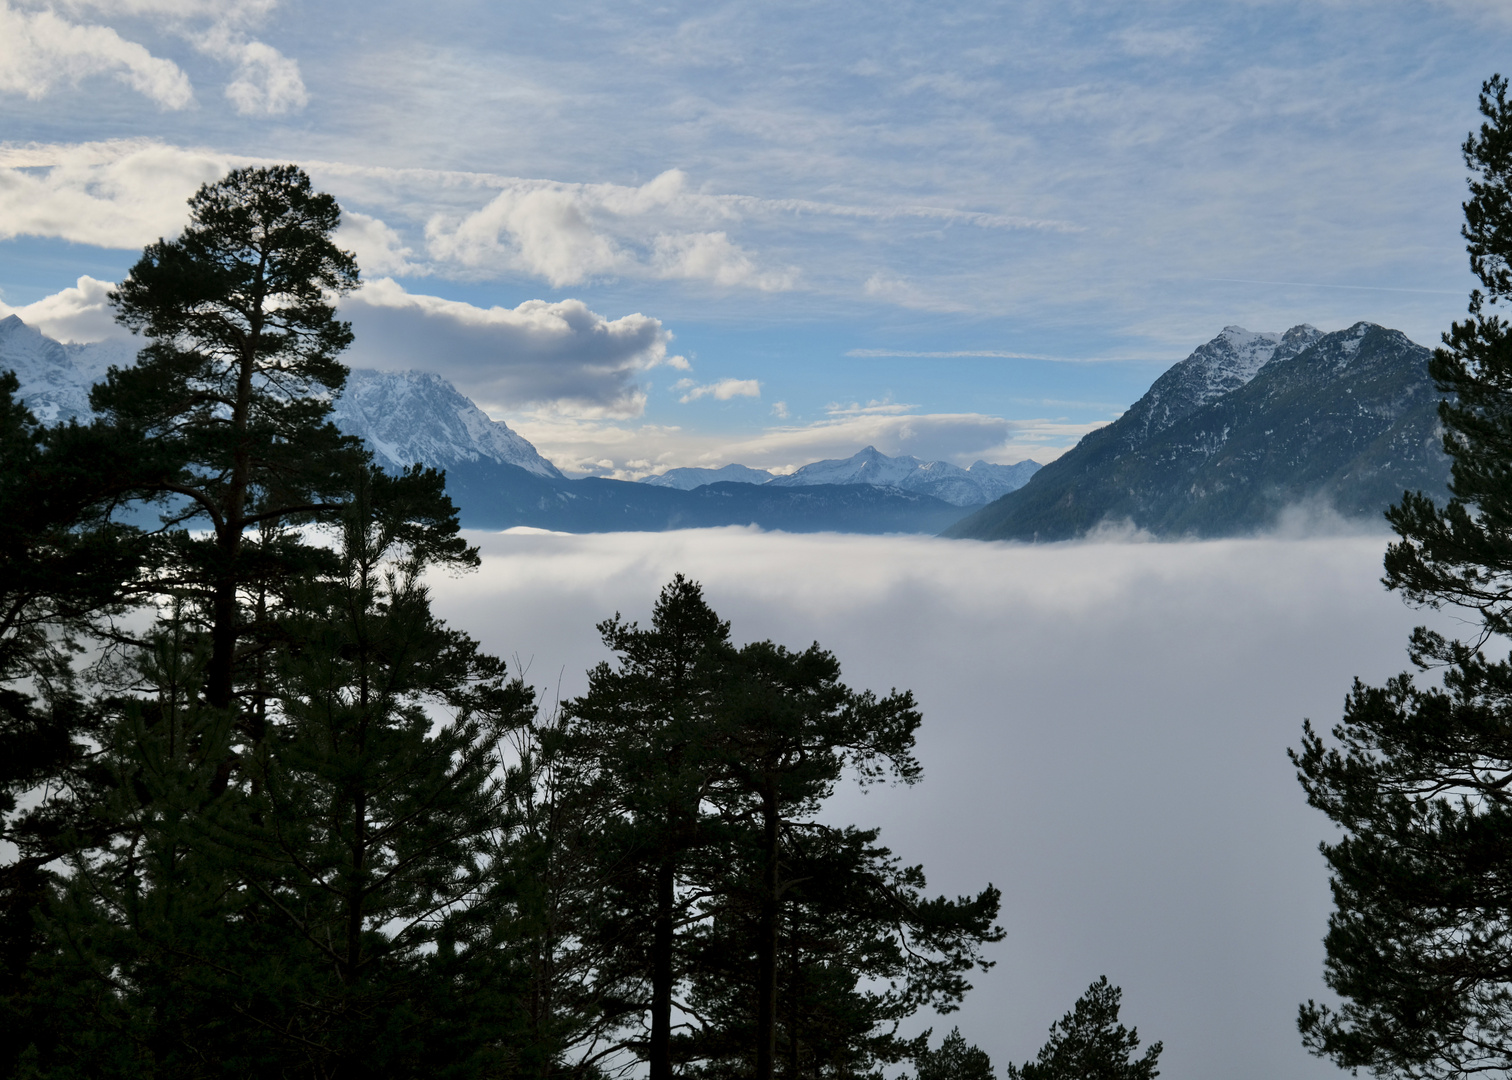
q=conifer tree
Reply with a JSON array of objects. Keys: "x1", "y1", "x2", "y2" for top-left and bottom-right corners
[
  {"x1": 678, "y1": 824, "x2": 1001, "y2": 1080},
  {"x1": 95, "y1": 164, "x2": 364, "y2": 714},
  {"x1": 914, "y1": 1027, "x2": 994, "y2": 1080},
  {"x1": 1292, "y1": 75, "x2": 1512, "y2": 1078},
  {"x1": 556, "y1": 576, "x2": 737, "y2": 1080},
  {"x1": 1005, "y1": 978, "x2": 1161, "y2": 1080},
  {"x1": 0, "y1": 374, "x2": 150, "y2": 1075},
  {"x1": 704, "y1": 638, "x2": 998, "y2": 1080},
  {"x1": 33, "y1": 465, "x2": 536, "y2": 1078}
]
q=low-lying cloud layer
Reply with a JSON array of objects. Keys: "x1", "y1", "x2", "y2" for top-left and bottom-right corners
[{"x1": 428, "y1": 529, "x2": 1445, "y2": 1080}]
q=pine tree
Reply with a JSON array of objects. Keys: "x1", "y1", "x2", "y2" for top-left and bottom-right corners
[
  {"x1": 1291, "y1": 75, "x2": 1512, "y2": 1078},
  {"x1": 914, "y1": 1027, "x2": 993, "y2": 1080},
  {"x1": 698, "y1": 638, "x2": 999, "y2": 1080},
  {"x1": 95, "y1": 163, "x2": 364, "y2": 714},
  {"x1": 678, "y1": 824, "x2": 1001, "y2": 1080},
  {"x1": 35, "y1": 465, "x2": 537, "y2": 1079},
  {"x1": 556, "y1": 575, "x2": 738, "y2": 1079},
  {"x1": 1005, "y1": 978, "x2": 1161, "y2": 1080},
  {"x1": 0, "y1": 374, "x2": 150, "y2": 1076}
]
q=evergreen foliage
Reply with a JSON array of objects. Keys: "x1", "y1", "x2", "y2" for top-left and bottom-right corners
[
  {"x1": 914, "y1": 1027, "x2": 993, "y2": 1080},
  {"x1": 1293, "y1": 75, "x2": 1512, "y2": 1078},
  {"x1": 1005, "y1": 978, "x2": 1161, "y2": 1080},
  {"x1": 96, "y1": 163, "x2": 365, "y2": 712},
  {"x1": 0, "y1": 166, "x2": 1004, "y2": 1079}
]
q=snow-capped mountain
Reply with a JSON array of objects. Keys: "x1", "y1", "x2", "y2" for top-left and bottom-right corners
[
  {"x1": 641, "y1": 463, "x2": 777, "y2": 490},
  {"x1": 948, "y1": 322, "x2": 1448, "y2": 541},
  {"x1": 640, "y1": 447, "x2": 1041, "y2": 507},
  {"x1": 0, "y1": 315, "x2": 94, "y2": 423},
  {"x1": 328, "y1": 369, "x2": 562, "y2": 479},
  {"x1": 0, "y1": 316, "x2": 561, "y2": 481},
  {"x1": 1120, "y1": 323, "x2": 1323, "y2": 448}
]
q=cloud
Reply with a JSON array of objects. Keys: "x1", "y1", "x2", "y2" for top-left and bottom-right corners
[
  {"x1": 505, "y1": 404, "x2": 1095, "y2": 480},
  {"x1": 0, "y1": 140, "x2": 235, "y2": 247},
  {"x1": 424, "y1": 170, "x2": 796, "y2": 291},
  {"x1": 340, "y1": 278, "x2": 686, "y2": 417},
  {"x1": 0, "y1": 274, "x2": 121, "y2": 342},
  {"x1": 679, "y1": 377, "x2": 761, "y2": 404},
  {"x1": 0, "y1": 140, "x2": 1064, "y2": 307},
  {"x1": 651, "y1": 231, "x2": 795, "y2": 291},
  {"x1": 2, "y1": 1, "x2": 305, "y2": 115},
  {"x1": 196, "y1": 28, "x2": 307, "y2": 115},
  {"x1": 0, "y1": 3, "x2": 193, "y2": 108},
  {"x1": 428, "y1": 529, "x2": 1443, "y2": 1080},
  {"x1": 337, "y1": 211, "x2": 421, "y2": 277}
]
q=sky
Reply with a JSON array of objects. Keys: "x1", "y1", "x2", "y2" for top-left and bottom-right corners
[
  {"x1": 429, "y1": 526, "x2": 1447, "y2": 1080},
  {"x1": 0, "y1": 0, "x2": 1504, "y2": 477}
]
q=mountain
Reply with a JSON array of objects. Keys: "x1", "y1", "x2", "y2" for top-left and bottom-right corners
[
  {"x1": 641, "y1": 446, "x2": 1041, "y2": 507},
  {"x1": 328, "y1": 368, "x2": 563, "y2": 479},
  {"x1": 0, "y1": 318, "x2": 970, "y2": 535},
  {"x1": 946, "y1": 322, "x2": 1450, "y2": 541},
  {"x1": 641, "y1": 463, "x2": 777, "y2": 489}
]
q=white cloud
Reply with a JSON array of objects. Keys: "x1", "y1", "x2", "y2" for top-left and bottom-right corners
[
  {"x1": 651, "y1": 231, "x2": 795, "y2": 291},
  {"x1": 427, "y1": 186, "x2": 626, "y2": 288},
  {"x1": 200, "y1": 31, "x2": 307, "y2": 116},
  {"x1": 3, "y1": 0, "x2": 305, "y2": 115},
  {"x1": 53, "y1": 1, "x2": 278, "y2": 20},
  {"x1": 0, "y1": 3, "x2": 193, "y2": 108},
  {"x1": 505, "y1": 404, "x2": 1094, "y2": 480},
  {"x1": 341, "y1": 278, "x2": 686, "y2": 416},
  {"x1": 0, "y1": 140, "x2": 235, "y2": 247},
  {"x1": 0, "y1": 140, "x2": 1067, "y2": 307},
  {"x1": 0, "y1": 274, "x2": 122, "y2": 342},
  {"x1": 337, "y1": 211, "x2": 420, "y2": 277},
  {"x1": 429, "y1": 530, "x2": 1427, "y2": 1080},
  {"x1": 424, "y1": 170, "x2": 796, "y2": 291},
  {"x1": 679, "y1": 377, "x2": 761, "y2": 404}
]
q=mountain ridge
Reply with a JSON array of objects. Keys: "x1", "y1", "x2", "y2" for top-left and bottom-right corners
[{"x1": 945, "y1": 321, "x2": 1450, "y2": 541}]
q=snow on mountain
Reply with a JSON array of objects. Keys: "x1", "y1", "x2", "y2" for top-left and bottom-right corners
[
  {"x1": 1126, "y1": 324, "x2": 1323, "y2": 447},
  {"x1": 0, "y1": 316, "x2": 563, "y2": 481},
  {"x1": 641, "y1": 463, "x2": 777, "y2": 489},
  {"x1": 0, "y1": 315, "x2": 96, "y2": 423},
  {"x1": 640, "y1": 446, "x2": 1042, "y2": 506},
  {"x1": 329, "y1": 369, "x2": 563, "y2": 479}
]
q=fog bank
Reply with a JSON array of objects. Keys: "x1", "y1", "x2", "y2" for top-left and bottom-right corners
[{"x1": 429, "y1": 528, "x2": 1440, "y2": 1080}]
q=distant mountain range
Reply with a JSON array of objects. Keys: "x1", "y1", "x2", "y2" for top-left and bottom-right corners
[
  {"x1": 6, "y1": 314, "x2": 1448, "y2": 540},
  {"x1": 0, "y1": 316, "x2": 1011, "y2": 534},
  {"x1": 946, "y1": 322, "x2": 1451, "y2": 541},
  {"x1": 644, "y1": 448, "x2": 1040, "y2": 507}
]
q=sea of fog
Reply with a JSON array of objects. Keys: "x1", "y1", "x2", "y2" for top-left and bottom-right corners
[{"x1": 429, "y1": 526, "x2": 1446, "y2": 1080}]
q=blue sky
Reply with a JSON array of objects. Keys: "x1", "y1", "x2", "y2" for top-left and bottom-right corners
[{"x1": 0, "y1": 0, "x2": 1503, "y2": 475}]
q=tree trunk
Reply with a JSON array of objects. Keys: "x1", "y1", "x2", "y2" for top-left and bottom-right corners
[
  {"x1": 649, "y1": 854, "x2": 676, "y2": 1080},
  {"x1": 756, "y1": 785, "x2": 780, "y2": 1080}
]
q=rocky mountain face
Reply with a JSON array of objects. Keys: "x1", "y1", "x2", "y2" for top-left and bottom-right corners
[
  {"x1": 946, "y1": 322, "x2": 1450, "y2": 541},
  {"x1": 0, "y1": 316, "x2": 561, "y2": 476},
  {"x1": 328, "y1": 368, "x2": 562, "y2": 479},
  {"x1": 642, "y1": 446, "x2": 1041, "y2": 507}
]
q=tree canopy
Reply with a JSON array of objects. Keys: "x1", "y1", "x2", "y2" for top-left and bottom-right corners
[
  {"x1": 1293, "y1": 74, "x2": 1512, "y2": 1079},
  {"x1": 0, "y1": 166, "x2": 1008, "y2": 1080}
]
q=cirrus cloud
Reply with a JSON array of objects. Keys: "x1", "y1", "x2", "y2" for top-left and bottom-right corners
[{"x1": 677, "y1": 377, "x2": 761, "y2": 404}]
